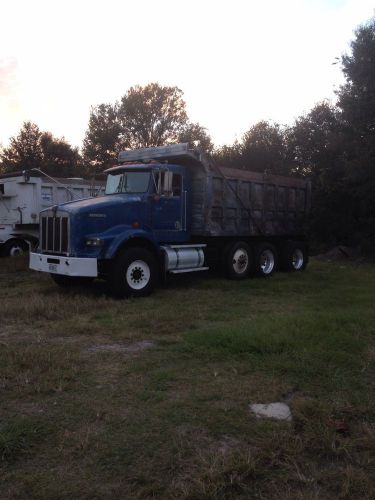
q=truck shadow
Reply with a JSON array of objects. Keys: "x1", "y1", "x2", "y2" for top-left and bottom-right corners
[{"x1": 51, "y1": 270, "x2": 219, "y2": 299}]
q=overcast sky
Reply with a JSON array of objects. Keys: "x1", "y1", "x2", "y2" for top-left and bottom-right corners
[{"x1": 1, "y1": 0, "x2": 374, "y2": 150}]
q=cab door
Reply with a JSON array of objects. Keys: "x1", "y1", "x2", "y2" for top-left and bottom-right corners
[{"x1": 152, "y1": 170, "x2": 187, "y2": 241}]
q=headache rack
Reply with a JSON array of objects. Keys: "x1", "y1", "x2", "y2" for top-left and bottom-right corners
[{"x1": 118, "y1": 143, "x2": 211, "y2": 172}]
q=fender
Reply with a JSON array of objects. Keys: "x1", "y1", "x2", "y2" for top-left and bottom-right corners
[{"x1": 104, "y1": 228, "x2": 159, "y2": 259}]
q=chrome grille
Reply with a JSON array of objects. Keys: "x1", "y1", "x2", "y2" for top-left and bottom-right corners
[{"x1": 40, "y1": 213, "x2": 69, "y2": 254}]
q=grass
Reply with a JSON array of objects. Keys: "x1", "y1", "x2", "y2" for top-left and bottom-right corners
[{"x1": 0, "y1": 256, "x2": 374, "y2": 498}]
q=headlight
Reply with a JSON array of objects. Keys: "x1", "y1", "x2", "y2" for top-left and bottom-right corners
[{"x1": 86, "y1": 238, "x2": 104, "y2": 247}]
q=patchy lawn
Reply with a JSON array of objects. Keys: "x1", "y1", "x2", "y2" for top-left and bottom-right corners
[{"x1": 0, "y1": 257, "x2": 374, "y2": 499}]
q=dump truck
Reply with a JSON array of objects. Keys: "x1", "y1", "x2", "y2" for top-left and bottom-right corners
[
  {"x1": 0, "y1": 171, "x2": 104, "y2": 256},
  {"x1": 30, "y1": 143, "x2": 311, "y2": 296}
]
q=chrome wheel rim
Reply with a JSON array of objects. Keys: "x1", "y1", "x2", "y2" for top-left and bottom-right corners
[
  {"x1": 126, "y1": 260, "x2": 150, "y2": 290},
  {"x1": 292, "y1": 249, "x2": 304, "y2": 270},
  {"x1": 232, "y1": 248, "x2": 249, "y2": 274},
  {"x1": 260, "y1": 250, "x2": 275, "y2": 275}
]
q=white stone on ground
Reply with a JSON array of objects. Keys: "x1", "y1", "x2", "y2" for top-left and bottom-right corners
[{"x1": 250, "y1": 402, "x2": 292, "y2": 421}]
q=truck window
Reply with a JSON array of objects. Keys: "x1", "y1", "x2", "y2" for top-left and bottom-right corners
[
  {"x1": 0, "y1": 184, "x2": 4, "y2": 195},
  {"x1": 105, "y1": 171, "x2": 151, "y2": 194},
  {"x1": 154, "y1": 172, "x2": 182, "y2": 197},
  {"x1": 171, "y1": 174, "x2": 182, "y2": 196}
]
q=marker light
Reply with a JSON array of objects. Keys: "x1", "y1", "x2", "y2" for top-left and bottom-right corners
[{"x1": 86, "y1": 238, "x2": 104, "y2": 247}]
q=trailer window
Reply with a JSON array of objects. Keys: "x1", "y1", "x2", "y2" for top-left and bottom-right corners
[
  {"x1": 0, "y1": 184, "x2": 4, "y2": 195},
  {"x1": 41, "y1": 186, "x2": 53, "y2": 203}
]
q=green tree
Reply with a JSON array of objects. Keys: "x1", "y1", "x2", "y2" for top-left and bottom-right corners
[
  {"x1": 82, "y1": 103, "x2": 123, "y2": 170},
  {"x1": 214, "y1": 121, "x2": 288, "y2": 174},
  {"x1": 40, "y1": 132, "x2": 81, "y2": 177},
  {"x1": 118, "y1": 83, "x2": 188, "y2": 148},
  {"x1": 178, "y1": 122, "x2": 214, "y2": 153},
  {"x1": 213, "y1": 141, "x2": 242, "y2": 169},
  {"x1": 0, "y1": 121, "x2": 82, "y2": 177},
  {"x1": 286, "y1": 101, "x2": 342, "y2": 178},
  {"x1": 336, "y1": 17, "x2": 375, "y2": 246},
  {"x1": 286, "y1": 102, "x2": 348, "y2": 245},
  {"x1": 241, "y1": 121, "x2": 288, "y2": 174},
  {"x1": 1, "y1": 121, "x2": 43, "y2": 172}
]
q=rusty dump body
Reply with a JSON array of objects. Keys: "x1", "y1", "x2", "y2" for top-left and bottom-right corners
[
  {"x1": 190, "y1": 163, "x2": 311, "y2": 238},
  {"x1": 133, "y1": 143, "x2": 311, "y2": 239},
  {"x1": 117, "y1": 143, "x2": 311, "y2": 239}
]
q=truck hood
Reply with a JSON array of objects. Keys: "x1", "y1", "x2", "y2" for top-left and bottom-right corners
[
  {"x1": 53, "y1": 194, "x2": 149, "y2": 246},
  {"x1": 55, "y1": 194, "x2": 143, "y2": 215}
]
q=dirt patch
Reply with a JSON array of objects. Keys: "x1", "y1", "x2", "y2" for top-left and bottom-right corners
[
  {"x1": 315, "y1": 246, "x2": 361, "y2": 261},
  {"x1": 86, "y1": 340, "x2": 155, "y2": 354}
]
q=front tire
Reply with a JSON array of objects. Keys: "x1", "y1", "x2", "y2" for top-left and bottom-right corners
[
  {"x1": 2, "y1": 239, "x2": 28, "y2": 257},
  {"x1": 109, "y1": 247, "x2": 157, "y2": 297}
]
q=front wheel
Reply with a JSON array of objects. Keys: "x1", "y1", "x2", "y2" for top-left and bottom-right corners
[
  {"x1": 109, "y1": 247, "x2": 157, "y2": 297},
  {"x1": 2, "y1": 239, "x2": 28, "y2": 257}
]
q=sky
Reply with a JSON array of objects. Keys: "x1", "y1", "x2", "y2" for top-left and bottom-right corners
[{"x1": 1, "y1": 0, "x2": 374, "y2": 150}]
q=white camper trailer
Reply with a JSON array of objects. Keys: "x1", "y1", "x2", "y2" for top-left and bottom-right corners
[{"x1": 0, "y1": 172, "x2": 104, "y2": 256}]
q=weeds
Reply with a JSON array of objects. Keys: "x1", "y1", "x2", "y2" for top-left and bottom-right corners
[{"x1": 0, "y1": 257, "x2": 374, "y2": 498}]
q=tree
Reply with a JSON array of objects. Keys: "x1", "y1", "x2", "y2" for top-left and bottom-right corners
[
  {"x1": 1, "y1": 121, "x2": 43, "y2": 172},
  {"x1": 214, "y1": 121, "x2": 288, "y2": 174},
  {"x1": 286, "y1": 101, "x2": 343, "y2": 178},
  {"x1": 336, "y1": 17, "x2": 375, "y2": 246},
  {"x1": 0, "y1": 121, "x2": 82, "y2": 176},
  {"x1": 178, "y1": 122, "x2": 214, "y2": 153},
  {"x1": 240, "y1": 121, "x2": 289, "y2": 174},
  {"x1": 40, "y1": 132, "x2": 81, "y2": 177},
  {"x1": 213, "y1": 141, "x2": 242, "y2": 169},
  {"x1": 286, "y1": 102, "x2": 348, "y2": 245},
  {"x1": 118, "y1": 83, "x2": 188, "y2": 148},
  {"x1": 82, "y1": 103, "x2": 123, "y2": 170},
  {"x1": 82, "y1": 83, "x2": 192, "y2": 170},
  {"x1": 338, "y1": 18, "x2": 375, "y2": 136}
]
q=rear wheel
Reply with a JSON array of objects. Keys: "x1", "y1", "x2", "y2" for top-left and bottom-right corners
[
  {"x1": 109, "y1": 247, "x2": 157, "y2": 297},
  {"x1": 224, "y1": 241, "x2": 252, "y2": 280},
  {"x1": 253, "y1": 243, "x2": 277, "y2": 277},
  {"x1": 280, "y1": 241, "x2": 308, "y2": 272}
]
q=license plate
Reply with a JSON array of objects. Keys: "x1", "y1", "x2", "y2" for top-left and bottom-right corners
[{"x1": 49, "y1": 264, "x2": 58, "y2": 272}]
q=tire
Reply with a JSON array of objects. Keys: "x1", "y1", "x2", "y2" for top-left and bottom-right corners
[
  {"x1": 223, "y1": 241, "x2": 252, "y2": 280},
  {"x1": 50, "y1": 274, "x2": 94, "y2": 287},
  {"x1": 109, "y1": 247, "x2": 157, "y2": 297},
  {"x1": 2, "y1": 239, "x2": 28, "y2": 257},
  {"x1": 280, "y1": 241, "x2": 308, "y2": 272},
  {"x1": 253, "y1": 243, "x2": 278, "y2": 277}
]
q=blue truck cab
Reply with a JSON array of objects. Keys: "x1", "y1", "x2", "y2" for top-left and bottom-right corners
[
  {"x1": 30, "y1": 143, "x2": 310, "y2": 296},
  {"x1": 29, "y1": 145, "x2": 208, "y2": 296}
]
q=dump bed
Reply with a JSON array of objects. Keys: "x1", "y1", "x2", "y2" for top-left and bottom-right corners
[
  {"x1": 191, "y1": 165, "x2": 310, "y2": 238},
  {"x1": 118, "y1": 143, "x2": 311, "y2": 238}
]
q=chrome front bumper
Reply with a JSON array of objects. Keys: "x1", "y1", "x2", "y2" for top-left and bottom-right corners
[{"x1": 30, "y1": 252, "x2": 98, "y2": 277}]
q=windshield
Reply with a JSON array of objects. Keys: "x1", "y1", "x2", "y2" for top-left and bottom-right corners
[{"x1": 105, "y1": 171, "x2": 151, "y2": 194}]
